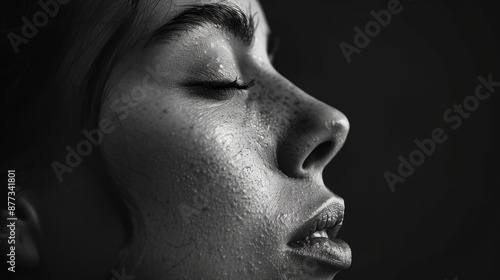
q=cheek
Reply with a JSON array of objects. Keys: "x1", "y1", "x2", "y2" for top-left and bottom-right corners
[
  {"x1": 99, "y1": 94, "x2": 282, "y2": 242},
  {"x1": 97, "y1": 75, "x2": 307, "y2": 275}
]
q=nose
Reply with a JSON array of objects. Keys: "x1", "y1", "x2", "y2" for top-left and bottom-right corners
[{"x1": 276, "y1": 87, "x2": 349, "y2": 179}]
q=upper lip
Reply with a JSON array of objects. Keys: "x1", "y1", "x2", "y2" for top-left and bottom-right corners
[{"x1": 288, "y1": 197, "x2": 345, "y2": 245}]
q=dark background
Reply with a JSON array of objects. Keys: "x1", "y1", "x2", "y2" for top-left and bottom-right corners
[{"x1": 261, "y1": 0, "x2": 499, "y2": 279}]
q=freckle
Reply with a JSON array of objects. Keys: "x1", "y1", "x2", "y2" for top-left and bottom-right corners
[{"x1": 162, "y1": 109, "x2": 168, "y2": 114}]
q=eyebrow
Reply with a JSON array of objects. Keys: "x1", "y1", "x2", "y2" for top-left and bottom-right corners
[{"x1": 145, "y1": 3, "x2": 256, "y2": 48}]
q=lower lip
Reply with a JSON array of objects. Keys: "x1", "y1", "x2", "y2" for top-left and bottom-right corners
[{"x1": 288, "y1": 238, "x2": 352, "y2": 272}]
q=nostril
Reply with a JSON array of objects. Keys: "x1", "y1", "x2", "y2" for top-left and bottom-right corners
[{"x1": 302, "y1": 141, "x2": 335, "y2": 170}]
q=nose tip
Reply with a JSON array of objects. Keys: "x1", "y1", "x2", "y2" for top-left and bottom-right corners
[
  {"x1": 304, "y1": 115, "x2": 349, "y2": 168},
  {"x1": 277, "y1": 105, "x2": 349, "y2": 179},
  {"x1": 302, "y1": 111, "x2": 349, "y2": 170}
]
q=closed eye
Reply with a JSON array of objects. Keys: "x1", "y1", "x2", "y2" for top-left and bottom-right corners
[
  {"x1": 203, "y1": 78, "x2": 255, "y2": 91},
  {"x1": 183, "y1": 77, "x2": 256, "y2": 100}
]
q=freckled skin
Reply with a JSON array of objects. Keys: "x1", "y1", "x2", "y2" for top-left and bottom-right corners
[{"x1": 94, "y1": 0, "x2": 349, "y2": 279}]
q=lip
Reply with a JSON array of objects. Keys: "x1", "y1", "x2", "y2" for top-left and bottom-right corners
[{"x1": 287, "y1": 196, "x2": 352, "y2": 272}]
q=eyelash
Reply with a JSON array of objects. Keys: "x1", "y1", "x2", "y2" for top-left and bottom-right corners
[
  {"x1": 187, "y1": 77, "x2": 256, "y2": 100},
  {"x1": 182, "y1": 36, "x2": 276, "y2": 100}
]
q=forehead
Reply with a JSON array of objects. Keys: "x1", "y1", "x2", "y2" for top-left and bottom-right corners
[{"x1": 64, "y1": 0, "x2": 269, "y2": 84}]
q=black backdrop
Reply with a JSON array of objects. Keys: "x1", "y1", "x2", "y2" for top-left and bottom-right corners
[{"x1": 261, "y1": 0, "x2": 499, "y2": 279}]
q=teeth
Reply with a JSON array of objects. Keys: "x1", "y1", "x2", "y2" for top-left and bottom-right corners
[
  {"x1": 310, "y1": 231, "x2": 322, "y2": 238},
  {"x1": 317, "y1": 217, "x2": 327, "y2": 230},
  {"x1": 309, "y1": 229, "x2": 328, "y2": 239},
  {"x1": 290, "y1": 229, "x2": 330, "y2": 248}
]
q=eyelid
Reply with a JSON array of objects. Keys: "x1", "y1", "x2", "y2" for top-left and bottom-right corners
[
  {"x1": 182, "y1": 77, "x2": 256, "y2": 100},
  {"x1": 183, "y1": 77, "x2": 255, "y2": 89},
  {"x1": 205, "y1": 77, "x2": 255, "y2": 90}
]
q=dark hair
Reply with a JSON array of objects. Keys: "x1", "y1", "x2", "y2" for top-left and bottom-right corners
[{"x1": 1, "y1": 0, "x2": 148, "y2": 273}]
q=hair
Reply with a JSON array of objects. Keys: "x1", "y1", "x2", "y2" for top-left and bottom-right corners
[{"x1": 1, "y1": 0, "x2": 152, "y2": 274}]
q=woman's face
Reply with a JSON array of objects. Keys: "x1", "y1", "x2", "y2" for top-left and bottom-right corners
[{"x1": 99, "y1": 0, "x2": 351, "y2": 278}]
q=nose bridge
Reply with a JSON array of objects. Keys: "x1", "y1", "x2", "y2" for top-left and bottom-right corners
[{"x1": 254, "y1": 70, "x2": 350, "y2": 179}]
